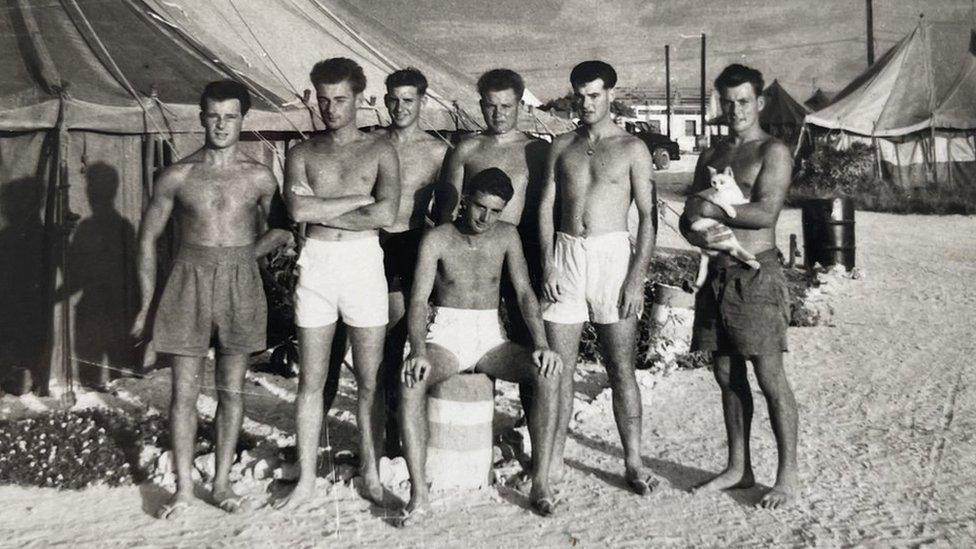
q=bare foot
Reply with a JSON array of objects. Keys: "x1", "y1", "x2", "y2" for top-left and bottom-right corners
[
  {"x1": 396, "y1": 498, "x2": 431, "y2": 528},
  {"x1": 158, "y1": 491, "x2": 196, "y2": 520},
  {"x1": 273, "y1": 480, "x2": 316, "y2": 510},
  {"x1": 757, "y1": 479, "x2": 796, "y2": 509},
  {"x1": 692, "y1": 467, "x2": 755, "y2": 493},
  {"x1": 213, "y1": 486, "x2": 260, "y2": 514},
  {"x1": 529, "y1": 483, "x2": 558, "y2": 517},
  {"x1": 625, "y1": 466, "x2": 660, "y2": 496},
  {"x1": 358, "y1": 473, "x2": 385, "y2": 505}
]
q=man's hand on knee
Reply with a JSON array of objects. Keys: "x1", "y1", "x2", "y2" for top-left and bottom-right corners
[
  {"x1": 401, "y1": 353, "x2": 432, "y2": 387},
  {"x1": 532, "y1": 348, "x2": 563, "y2": 378}
]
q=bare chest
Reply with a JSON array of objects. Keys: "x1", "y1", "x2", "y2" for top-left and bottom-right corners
[
  {"x1": 465, "y1": 144, "x2": 531, "y2": 187},
  {"x1": 176, "y1": 171, "x2": 258, "y2": 216},
  {"x1": 557, "y1": 143, "x2": 632, "y2": 197},
  {"x1": 709, "y1": 147, "x2": 765, "y2": 197},
  {"x1": 396, "y1": 142, "x2": 443, "y2": 190},
  {"x1": 306, "y1": 143, "x2": 379, "y2": 196},
  {"x1": 438, "y1": 239, "x2": 505, "y2": 281}
]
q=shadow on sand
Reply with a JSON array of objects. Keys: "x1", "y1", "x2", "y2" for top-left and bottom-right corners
[{"x1": 566, "y1": 432, "x2": 768, "y2": 507}]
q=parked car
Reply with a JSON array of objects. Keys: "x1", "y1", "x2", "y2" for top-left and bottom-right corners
[{"x1": 624, "y1": 121, "x2": 680, "y2": 169}]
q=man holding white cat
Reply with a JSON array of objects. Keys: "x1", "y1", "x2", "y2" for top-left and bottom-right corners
[{"x1": 679, "y1": 63, "x2": 799, "y2": 509}]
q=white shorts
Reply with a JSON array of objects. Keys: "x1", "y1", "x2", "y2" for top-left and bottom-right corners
[
  {"x1": 426, "y1": 307, "x2": 508, "y2": 372},
  {"x1": 294, "y1": 237, "x2": 388, "y2": 328},
  {"x1": 542, "y1": 231, "x2": 637, "y2": 325}
]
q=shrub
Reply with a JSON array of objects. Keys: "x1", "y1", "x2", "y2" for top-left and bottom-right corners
[
  {"x1": 791, "y1": 143, "x2": 976, "y2": 214},
  {"x1": 0, "y1": 409, "x2": 258, "y2": 490}
]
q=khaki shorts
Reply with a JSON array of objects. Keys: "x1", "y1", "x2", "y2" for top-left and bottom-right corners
[
  {"x1": 153, "y1": 244, "x2": 266, "y2": 357},
  {"x1": 691, "y1": 248, "x2": 790, "y2": 356}
]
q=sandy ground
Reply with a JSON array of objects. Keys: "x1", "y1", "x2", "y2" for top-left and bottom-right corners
[{"x1": 2, "y1": 160, "x2": 976, "y2": 547}]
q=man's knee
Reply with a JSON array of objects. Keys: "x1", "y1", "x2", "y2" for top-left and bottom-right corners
[
  {"x1": 171, "y1": 387, "x2": 199, "y2": 413},
  {"x1": 216, "y1": 387, "x2": 243, "y2": 408}
]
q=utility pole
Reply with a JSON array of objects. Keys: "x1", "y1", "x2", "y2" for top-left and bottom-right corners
[
  {"x1": 866, "y1": 0, "x2": 875, "y2": 66},
  {"x1": 700, "y1": 33, "x2": 707, "y2": 146},
  {"x1": 665, "y1": 44, "x2": 671, "y2": 139}
]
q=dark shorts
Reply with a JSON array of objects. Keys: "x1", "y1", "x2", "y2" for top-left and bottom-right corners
[
  {"x1": 380, "y1": 227, "x2": 425, "y2": 294},
  {"x1": 691, "y1": 248, "x2": 789, "y2": 356},
  {"x1": 500, "y1": 228, "x2": 543, "y2": 345},
  {"x1": 153, "y1": 244, "x2": 267, "y2": 357}
]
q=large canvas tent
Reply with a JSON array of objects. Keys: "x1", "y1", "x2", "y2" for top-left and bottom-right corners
[
  {"x1": 0, "y1": 0, "x2": 572, "y2": 395},
  {"x1": 759, "y1": 79, "x2": 809, "y2": 147},
  {"x1": 804, "y1": 88, "x2": 833, "y2": 112},
  {"x1": 802, "y1": 22, "x2": 976, "y2": 188}
]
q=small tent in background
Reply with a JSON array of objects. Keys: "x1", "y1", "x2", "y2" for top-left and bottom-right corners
[
  {"x1": 802, "y1": 22, "x2": 976, "y2": 189},
  {"x1": 0, "y1": 0, "x2": 572, "y2": 395},
  {"x1": 759, "y1": 80, "x2": 809, "y2": 148},
  {"x1": 804, "y1": 88, "x2": 834, "y2": 112}
]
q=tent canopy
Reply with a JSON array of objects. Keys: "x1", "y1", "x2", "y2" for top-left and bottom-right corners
[
  {"x1": 0, "y1": 0, "x2": 573, "y2": 134},
  {"x1": 760, "y1": 80, "x2": 808, "y2": 128},
  {"x1": 805, "y1": 22, "x2": 974, "y2": 137},
  {"x1": 804, "y1": 88, "x2": 834, "y2": 112}
]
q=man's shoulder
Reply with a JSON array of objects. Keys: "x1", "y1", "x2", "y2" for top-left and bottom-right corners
[
  {"x1": 550, "y1": 129, "x2": 580, "y2": 153},
  {"x1": 422, "y1": 223, "x2": 455, "y2": 246},
  {"x1": 238, "y1": 157, "x2": 277, "y2": 190},
  {"x1": 493, "y1": 221, "x2": 519, "y2": 238},
  {"x1": 615, "y1": 132, "x2": 651, "y2": 157},
  {"x1": 286, "y1": 138, "x2": 315, "y2": 158},
  {"x1": 363, "y1": 132, "x2": 397, "y2": 155},
  {"x1": 157, "y1": 155, "x2": 197, "y2": 185},
  {"x1": 454, "y1": 133, "x2": 485, "y2": 153},
  {"x1": 760, "y1": 136, "x2": 791, "y2": 158},
  {"x1": 417, "y1": 132, "x2": 450, "y2": 155}
]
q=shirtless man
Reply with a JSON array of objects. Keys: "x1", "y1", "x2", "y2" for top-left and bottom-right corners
[
  {"x1": 277, "y1": 58, "x2": 400, "y2": 508},
  {"x1": 539, "y1": 61, "x2": 658, "y2": 493},
  {"x1": 131, "y1": 80, "x2": 287, "y2": 518},
  {"x1": 399, "y1": 168, "x2": 562, "y2": 524},
  {"x1": 372, "y1": 68, "x2": 449, "y2": 455},
  {"x1": 680, "y1": 63, "x2": 798, "y2": 509},
  {"x1": 437, "y1": 68, "x2": 549, "y2": 417}
]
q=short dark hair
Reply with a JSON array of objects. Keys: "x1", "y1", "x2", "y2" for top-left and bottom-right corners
[
  {"x1": 199, "y1": 80, "x2": 251, "y2": 115},
  {"x1": 310, "y1": 57, "x2": 366, "y2": 94},
  {"x1": 466, "y1": 167, "x2": 514, "y2": 202},
  {"x1": 570, "y1": 60, "x2": 617, "y2": 89},
  {"x1": 715, "y1": 64, "x2": 764, "y2": 97},
  {"x1": 385, "y1": 67, "x2": 428, "y2": 96},
  {"x1": 476, "y1": 69, "x2": 525, "y2": 100}
]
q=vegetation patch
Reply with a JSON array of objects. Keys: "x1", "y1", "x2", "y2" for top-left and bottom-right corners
[{"x1": 791, "y1": 143, "x2": 976, "y2": 215}]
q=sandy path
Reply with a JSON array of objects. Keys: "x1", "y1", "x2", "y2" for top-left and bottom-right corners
[{"x1": 2, "y1": 204, "x2": 975, "y2": 547}]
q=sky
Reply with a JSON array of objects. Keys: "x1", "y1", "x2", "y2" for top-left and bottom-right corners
[{"x1": 355, "y1": 0, "x2": 975, "y2": 102}]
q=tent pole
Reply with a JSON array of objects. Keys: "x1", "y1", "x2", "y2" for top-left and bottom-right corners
[{"x1": 49, "y1": 86, "x2": 77, "y2": 404}]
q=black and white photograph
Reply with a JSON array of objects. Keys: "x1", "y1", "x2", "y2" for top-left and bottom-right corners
[{"x1": 0, "y1": 0, "x2": 974, "y2": 546}]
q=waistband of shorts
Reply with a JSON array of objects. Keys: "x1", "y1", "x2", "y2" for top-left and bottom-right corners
[
  {"x1": 175, "y1": 243, "x2": 255, "y2": 265},
  {"x1": 304, "y1": 235, "x2": 380, "y2": 249},
  {"x1": 555, "y1": 230, "x2": 630, "y2": 242},
  {"x1": 711, "y1": 248, "x2": 781, "y2": 270},
  {"x1": 431, "y1": 306, "x2": 500, "y2": 322},
  {"x1": 380, "y1": 227, "x2": 424, "y2": 244}
]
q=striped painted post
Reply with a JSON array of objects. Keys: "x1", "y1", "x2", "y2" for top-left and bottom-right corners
[{"x1": 425, "y1": 373, "x2": 494, "y2": 491}]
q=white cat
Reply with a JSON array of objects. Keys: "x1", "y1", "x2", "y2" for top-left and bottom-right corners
[{"x1": 687, "y1": 166, "x2": 761, "y2": 290}]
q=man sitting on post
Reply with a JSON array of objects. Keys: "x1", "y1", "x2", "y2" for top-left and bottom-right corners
[{"x1": 398, "y1": 167, "x2": 563, "y2": 525}]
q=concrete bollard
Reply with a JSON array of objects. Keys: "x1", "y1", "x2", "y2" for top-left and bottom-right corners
[
  {"x1": 425, "y1": 373, "x2": 494, "y2": 491},
  {"x1": 649, "y1": 283, "x2": 696, "y2": 361}
]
